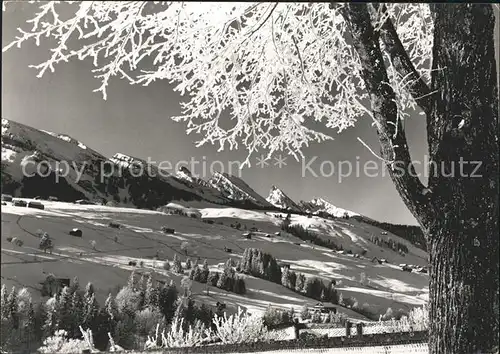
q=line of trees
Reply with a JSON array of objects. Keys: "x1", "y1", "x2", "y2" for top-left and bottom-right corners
[
  {"x1": 235, "y1": 247, "x2": 339, "y2": 305},
  {"x1": 0, "y1": 272, "x2": 217, "y2": 352},
  {"x1": 353, "y1": 216, "x2": 426, "y2": 251},
  {"x1": 236, "y1": 248, "x2": 282, "y2": 284},
  {"x1": 281, "y1": 222, "x2": 344, "y2": 253},
  {"x1": 369, "y1": 236, "x2": 409, "y2": 254},
  {"x1": 187, "y1": 258, "x2": 247, "y2": 295}
]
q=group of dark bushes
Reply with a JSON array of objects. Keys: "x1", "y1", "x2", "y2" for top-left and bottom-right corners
[
  {"x1": 281, "y1": 222, "x2": 346, "y2": 253},
  {"x1": 175, "y1": 255, "x2": 247, "y2": 295},
  {"x1": 1, "y1": 271, "x2": 219, "y2": 353},
  {"x1": 369, "y1": 235, "x2": 409, "y2": 254}
]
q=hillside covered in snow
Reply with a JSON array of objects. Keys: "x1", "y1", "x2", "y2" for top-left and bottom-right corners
[{"x1": 1, "y1": 198, "x2": 429, "y2": 323}]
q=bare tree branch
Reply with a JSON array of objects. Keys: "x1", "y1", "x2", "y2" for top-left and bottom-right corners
[{"x1": 374, "y1": 4, "x2": 433, "y2": 115}]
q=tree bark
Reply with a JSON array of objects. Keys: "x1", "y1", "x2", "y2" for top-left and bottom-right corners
[
  {"x1": 341, "y1": 4, "x2": 433, "y2": 231},
  {"x1": 427, "y1": 4, "x2": 499, "y2": 353},
  {"x1": 342, "y1": 3, "x2": 499, "y2": 353}
]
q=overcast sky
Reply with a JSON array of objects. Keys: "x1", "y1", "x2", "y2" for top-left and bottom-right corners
[{"x1": 2, "y1": 3, "x2": 499, "y2": 225}]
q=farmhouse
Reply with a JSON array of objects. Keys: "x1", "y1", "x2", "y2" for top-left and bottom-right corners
[
  {"x1": 69, "y1": 228, "x2": 83, "y2": 237},
  {"x1": 27, "y1": 201, "x2": 45, "y2": 210},
  {"x1": 1, "y1": 194, "x2": 13, "y2": 201},
  {"x1": 308, "y1": 302, "x2": 337, "y2": 315},
  {"x1": 108, "y1": 222, "x2": 121, "y2": 229},
  {"x1": 161, "y1": 226, "x2": 175, "y2": 234},
  {"x1": 401, "y1": 264, "x2": 412, "y2": 272},
  {"x1": 278, "y1": 262, "x2": 291, "y2": 270},
  {"x1": 12, "y1": 199, "x2": 27, "y2": 207}
]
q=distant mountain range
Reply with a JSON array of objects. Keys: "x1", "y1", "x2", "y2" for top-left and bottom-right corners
[
  {"x1": 1, "y1": 118, "x2": 425, "y2": 249},
  {"x1": 0, "y1": 118, "x2": 349, "y2": 214}
]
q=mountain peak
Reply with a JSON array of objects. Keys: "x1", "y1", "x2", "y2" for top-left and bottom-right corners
[
  {"x1": 300, "y1": 197, "x2": 358, "y2": 218},
  {"x1": 208, "y1": 172, "x2": 272, "y2": 208},
  {"x1": 266, "y1": 186, "x2": 302, "y2": 212}
]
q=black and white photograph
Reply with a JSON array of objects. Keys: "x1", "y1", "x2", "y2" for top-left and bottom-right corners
[{"x1": 1, "y1": 2, "x2": 499, "y2": 354}]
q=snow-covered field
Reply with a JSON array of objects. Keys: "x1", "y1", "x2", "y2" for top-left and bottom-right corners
[{"x1": 1, "y1": 199, "x2": 429, "y2": 320}]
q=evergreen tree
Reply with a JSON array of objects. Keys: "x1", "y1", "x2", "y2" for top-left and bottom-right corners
[
  {"x1": 1, "y1": 284, "x2": 8, "y2": 319},
  {"x1": 24, "y1": 300, "x2": 36, "y2": 352},
  {"x1": 338, "y1": 292, "x2": 345, "y2": 306},
  {"x1": 144, "y1": 273, "x2": 156, "y2": 308},
  {"x1": 195, "y1": 267, "x2": 203, "y2": 282},
  {"x1": 113, "y1": 307, "x2": 136, "y2": 350},
  {"x1": 173, "y1": 296, "x2": 191, "y2": 331},
  {"x1": 208, "y1": 272, "x2": 220, "y2": 287},
  {"x1": 104, "y1": 293, "x2": 118, "y2": 322},
  {"x1": 68, "y1": 276, "x2": 80, "y2": 295},
  {"x1": 225, "y1": 258, "x2": 235, "y2": 268},
  {"x1": 268, "y1": 258, "x2": 282, "y2": 284},
  {"x1": 84, "y1": 282, "x2": 95, "y2": 299},
  {"x1": 217, "y1": 266, "x2": 232, "y2": 291},
  {"x1": 185, "y1": 257, "x2": 192, "y2": 270},
  {"x1": 93, "y1": 308, "x2": 113, "y2": 351},
  {"x1": 82, "y1": 283, "x2": 99, "y2": 331},
  {"x1": 158, "y1": 283, "x2": 178, "y2": 323},
  {"x1": 329, "y1": 287, "x2": 339, "y2": 305},
  {"x1": 43, "y1": 294, "x2": 59, "y2": 337},
  {"x1": 180, "y1": 276, "x2": 193, "y2": 297},
  {"x1": 194, "y1": 303, "x2": 213, "y2": 329},
  {"x1": 139, "y1": 273, "x2": 146, "y2": 292},
  {"x1": 281, "y1": 267, "x2": 290, "y2": 288},
  {"x1": 127, "y1": 270, "x2": 136, "y2": 290},
  {"x1": 289, "y1": 271, "x2": 297, "y2": 290},
  {"x1": 95, "y1": 294, "x2": 118, "y2": 350},
  {"x1": 201, "y1": 260, "x2": 210, "y2": 283},
  {"x1": 320, "y1": 289, "x2": 327, "y2": 302},
  {"x1": 189, "y1": 267, "x2": 195, "y2": 280},
  {"x1": 305, "y1": 277, "x2": 323, "y2": 300},
  {"x1": 137, "y1": 274, "x2": 147, "y2": 309},
  {"x1": 1, "y1": 286, "x2": 17, "y2": 349},
  {"x1": 57, "y1": 286, "x2": 73, "y2": 333},
  {"x1": 7, "y1": 286, "x2": 19, "y2": 330},
  {"x1": 70, "y1": 290, "x2": 84, "y2": 337},
  {"x1": 172, "y1": 254, "x2": 183, "y2": 274},
  {"x1": 233, "y1": 277, "x2": 247, "y2": 295},
  {"x1": 296, "y1": 273, "x2": 306, "y2": 293}
]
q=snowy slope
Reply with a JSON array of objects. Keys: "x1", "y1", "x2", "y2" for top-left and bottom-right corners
[
  {"x1": 208, "y1": 171, "x2": 274, "y2": 208},
  {"x1": 266, "y1": 185, "x2": 303, "y2": 212},
  {"x1": 1, "y1": 119, "x2": 273, "y2": 210},
  {"x1": 1, "y1": 119, "x2": 207, "y2": 207},
  {"x1": 1, "y1": 199, "x2": 429, "y2": 321},
  {"x1": 2, "y1": 118, "x2": 108, "y2": 201},
  {"x1": 174, "y1": 166, "x2": 235, "y2": 205},
  {"x1": 300, "y1": 197, "x2": 359, "y2": 218}
]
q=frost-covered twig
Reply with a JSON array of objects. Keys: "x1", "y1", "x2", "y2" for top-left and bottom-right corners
[{"x1": 3, "y1": 2, "x2": 434, "y2": 164}]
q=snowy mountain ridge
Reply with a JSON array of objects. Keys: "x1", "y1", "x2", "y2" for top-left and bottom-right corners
[
  {"x1": 266, "y1": 185, "x2": 302, "y2": 212},
  {"x1": 2, "y1": 118, "x2": 362, "y2": 218},
  {"x1": 299, "y1": 197, "x2": 359, "y2": 218},
  {"x1": 207, "y1": 171, "x2": 273, "y2": 208}
]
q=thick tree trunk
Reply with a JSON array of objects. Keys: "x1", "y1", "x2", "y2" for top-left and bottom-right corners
[
  {"x1": 428, "y1": 4, "x2": 499, "y2": 354},
  {"x1": 343, "y1": 3, "x2": 499, "y2": 353}
]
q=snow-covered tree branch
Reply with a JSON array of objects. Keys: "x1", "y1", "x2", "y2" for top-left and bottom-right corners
[{"x1": 3, "y1": 1, "x2": 432, "y2": 166}]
